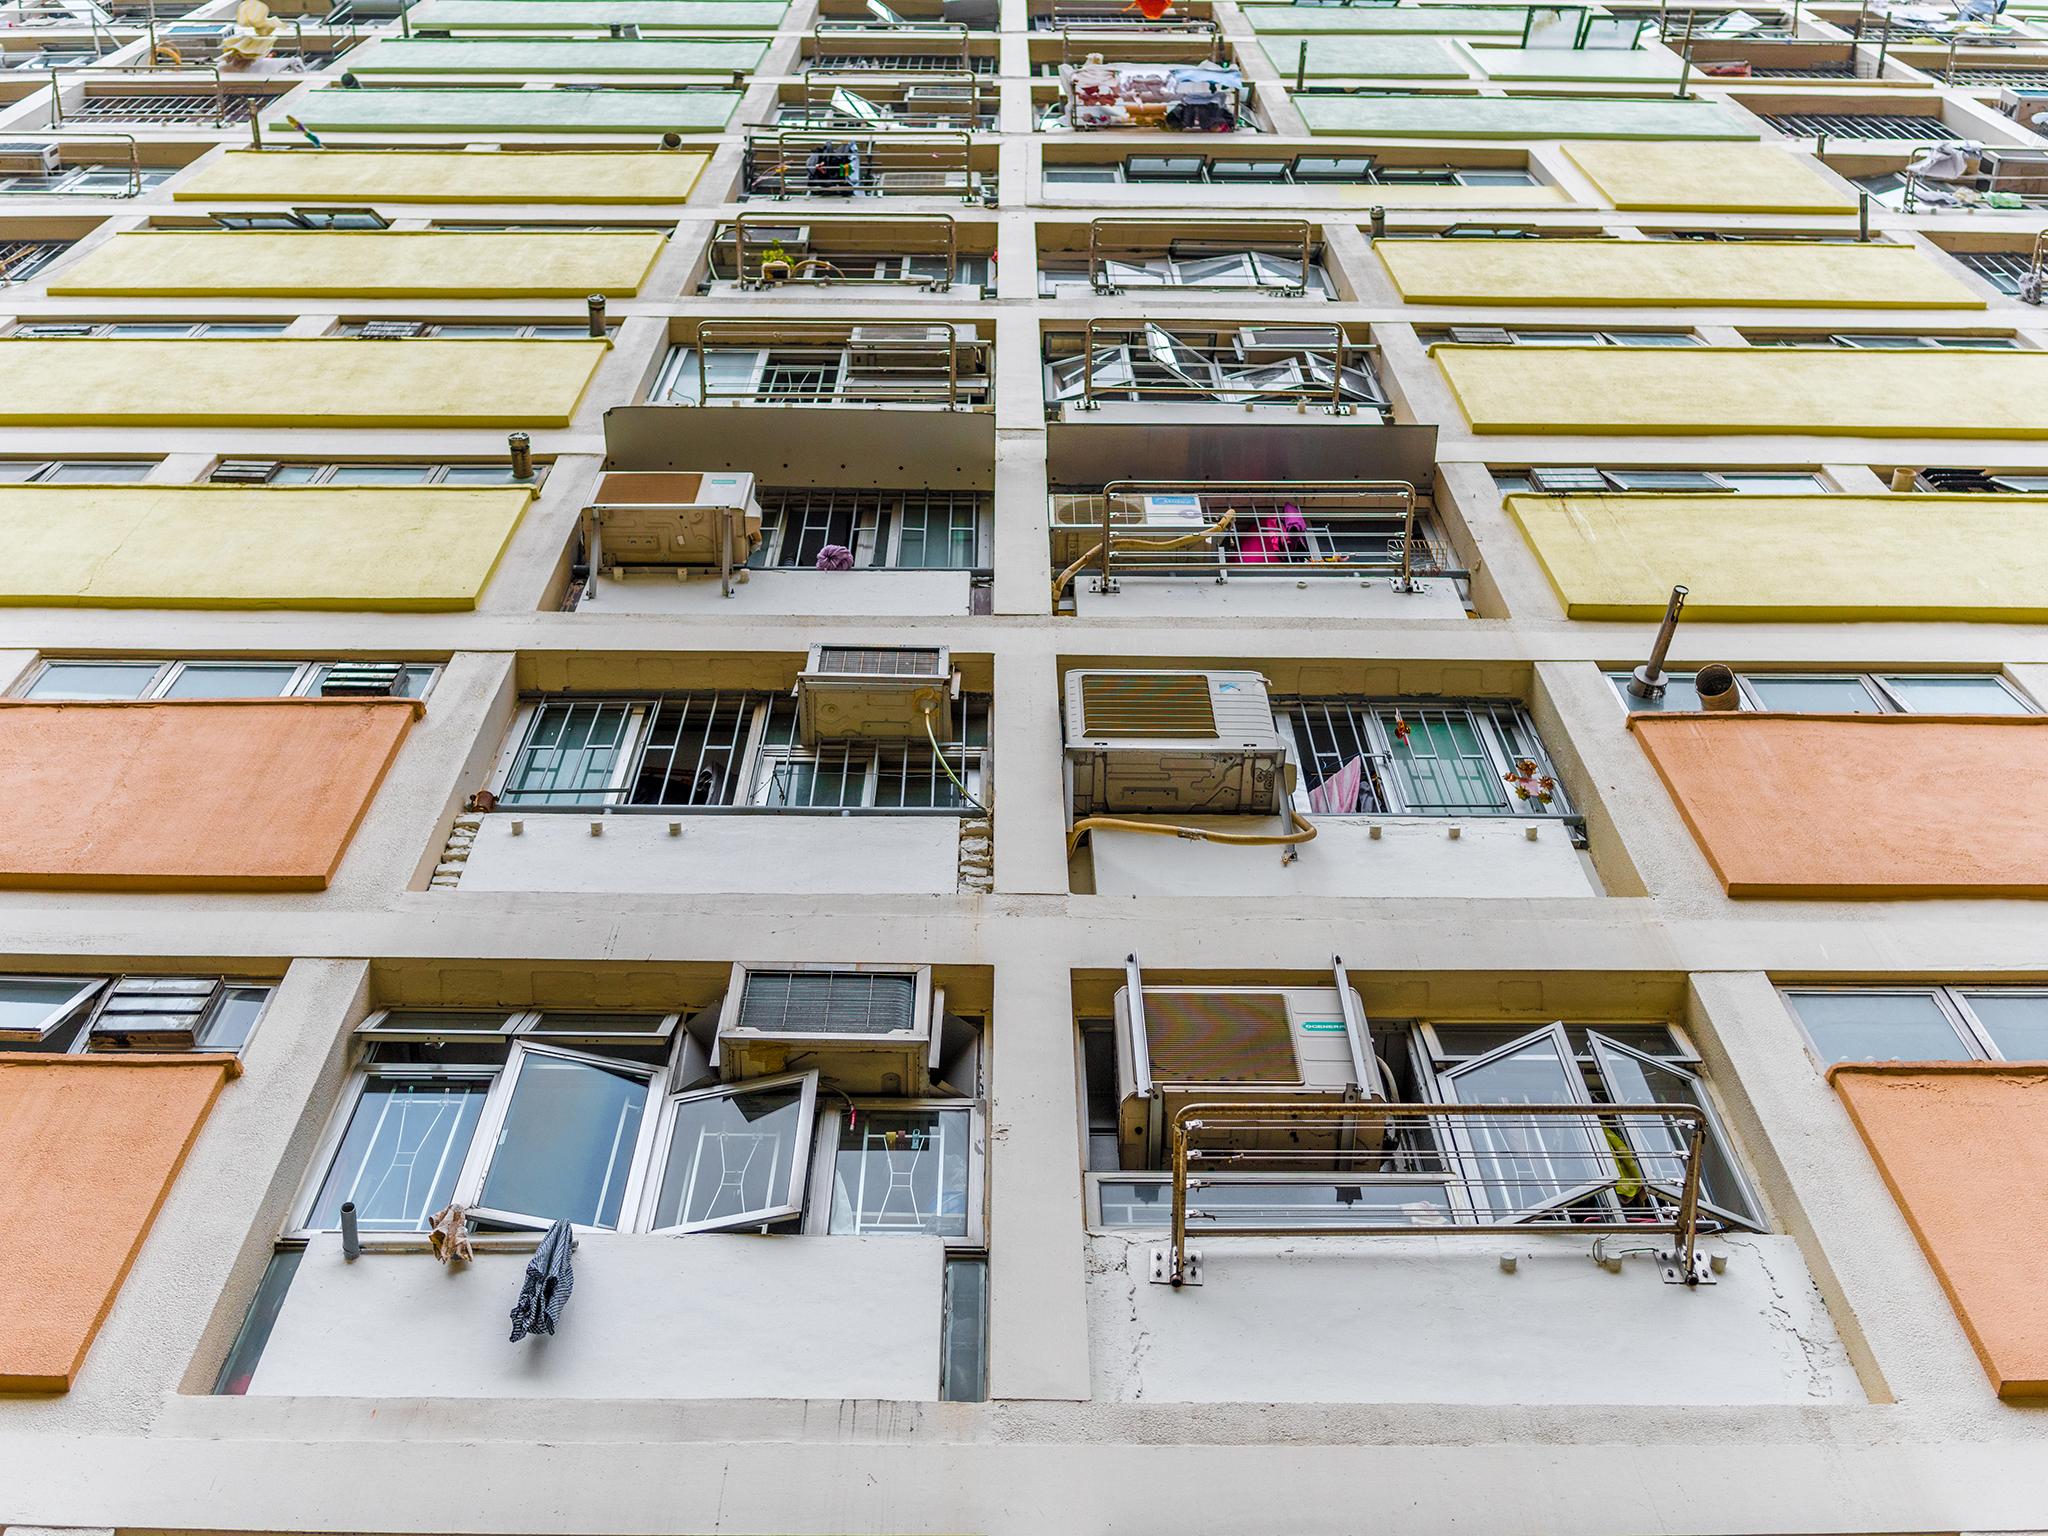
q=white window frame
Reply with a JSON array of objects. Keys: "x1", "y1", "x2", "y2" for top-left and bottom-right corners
[
  {"x1": 297, "y1": 1063, "x2": 501, "y2": 1236},
  {"x1": 0, "y1": 974, "x2": 106, "y2": 1044},
  {"x1": 642, "y1": 1068, "x2": 822, "y2": 1235},
  {"x1": 1605, "y1": 669, "x2": 2037, "y2": 717},
  {"x1": 1434, "y1": 1022, "x2": 1613, "y2": 1224},
  {"x1": 456, "y1": 1040, "x2": 664, "y2": 1235},
  {"x1": 1588, "y1": 1030, "x2": 1763, "y2": 1231},
  {"x1": 0, "y1": 458, "x2": 159, "y2": 483},
  {"x1": 804, "y1": 1098, "x2": 986, "y2": 1247},
  {"x1": 1782, "y1": 985, "x2": 2048, "y2": 1065},
  {"x1": 14, "y1": 657, "x2": 440, "y2": 702}
]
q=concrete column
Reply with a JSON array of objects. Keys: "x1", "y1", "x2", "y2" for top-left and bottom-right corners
[
  {"x1": 991, "y1": 644, "x2": 1070, "y2": 894},
  {"x1": 984, "y1": 954, "x2": 1092, "y2": 1401}
]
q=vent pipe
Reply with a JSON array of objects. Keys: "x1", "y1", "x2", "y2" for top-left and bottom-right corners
[{"x1": 1627, "y1": 584, "x2": 1688, "y2": 699}]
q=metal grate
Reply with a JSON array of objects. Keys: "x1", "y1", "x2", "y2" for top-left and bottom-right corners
[
  {"x1": 1144, "y1": 992, "x2": 1302, "y2": 1084},
  {"x1": 0, "y1": 238, "x2": 64, "y2": 281},
  {"x1": 736, "y1": 970, "x2": 918, "y2": 1035},
  {"x1": 757, "y1": 487, "x2": 987, "y2": 569},
  {"x1": 1282, "y1": 698, "x2": 1569, "y2": 818},
  {"x1": 1760, "y1": 111, "x2": 1949, "y2": 139},
  {"x1": 1080, "y1": 674, "x2": 1218, "y2": 739},
  {"x1": 71, "y1": 92, "x2": 261, "y2": 123},
  {"x1": 503, "y1": 694, "x2": 762, "y2": 808},
  {"x1": 1955, "y1": 250, "x2": 2032, "y2": 294},
  {"x1": 1747, "y1": 62, "x2": 1856, "y2": 76},
  {"x1": 809, "y1": 51, "x2": 996, "y2": 72},
  {"x1": 814, "y1": 645, "x2": 945, "y2": 676},
  {"x1": 1938, "y1": 65, "x2": 2048, "y2": 85}
]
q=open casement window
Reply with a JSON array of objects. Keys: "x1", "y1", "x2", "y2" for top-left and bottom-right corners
[
  {"x1": 462, "y1": 1043, "x2": 662, "y2": 1233},
  {"x1": 646, "y1": 1069, "x2": 821, "y2": 1234},
  {"x1": 307, "y1": 1073, "x2": 495, "y2": 1235},
  {"x1": 811, "y1": 1103, "x2": 981, "y2": 1239},
  {"x1": 1436, "y1": 1023, "x2": 1614, "y2": 1223},
  {"x1": 0, "y1": 975, "x2": 104, "y2": 1044},
  {"x1": 1589, "y1": 1033, "x2": 1761, "y2": 1231}
]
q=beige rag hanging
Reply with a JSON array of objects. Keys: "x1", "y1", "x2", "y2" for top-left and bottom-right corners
[{"x1": 427, "y1": 1203, "x2": 476, "y2": 1265}]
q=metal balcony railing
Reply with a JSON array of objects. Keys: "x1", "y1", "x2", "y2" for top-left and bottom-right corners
[
  {"x1": 1050, "y1": 479, "x2": 1439, "y2": 601},
  {"x1": 680, "y1": 319, "x2": 991, "y2": 408},
  {"x1": 742, "y1": 128, "x2": 989, "y2": 202},
  {"x1": 1049, "y1": 320, "x2": 1385, "y2": 414},
  {"x1": 1159, "y1": 1100, "x2": 1715, "y2": 1288},
  {"x1": 1083, "y1": 216, "x2": 1316, "y2": 296},
  {"x1": 0, "y1": 132, "x2": 144, "y2": 196},
  {"x1": 780, "y1": 72, "x2": 996, "y2": 131},
  {"x1": 712, "y1": 212, "x2": 962, "y2": 289},
  {"x1": 1900, "y1": 149, "x2": 2048, "y2": 215},
  {"x1": 809, "y1": 20, "x2": 974, "y2": 72},
  {"x1": 1036, "y1": 2, "x2": 1217, "y2": 36},
  {"x1": 0, "y1": 237, "x2": 68, "y2": 282}
]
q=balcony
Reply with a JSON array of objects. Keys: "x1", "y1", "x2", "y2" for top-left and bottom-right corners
[
  {"x1": 1048, "y1": 477, "x2": 1467, "y2": 618},
  {"x1": 1077, "y1": 969, "x2": 1857, "y2": 1405},
  {"x1": 801, "y1": 21, "x2": 994, "y2": 75},
  {"x1": 1039, "y1": 143, "x2": 1561, "y2": 208},
  {"x1": 1037, "y1": 216, "x2": 1332, "y2": 298},
  {"x1": 701, "y1": 212, "x2": 993, "y2": 297},
  {"x1": 769, "y1": 73, "x2": 1000, "y2": 131},
  {"x1": 741, "y1": 127, "x2": 995, "y2": 202},
  {"x1": 1045, "y1": 59, "x2": 1255, "y2": 133},
  {"x1": 436, "y1": 653, "x2": 994, "y2": 896}
]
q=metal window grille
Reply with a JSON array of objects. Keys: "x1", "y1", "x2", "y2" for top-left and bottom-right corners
[
  {"x1": 1746, "y1": 62, "x2": 1857, "y2": 77},
  {"x1": 1955, "y1": 250, "x2": 2032, "y2": 295},
  {"x1": 71, "y1": 92, "x2": 262, "y2": 123},
  {"x1": 756, "y1": 487, "x2": 988, "y2": 568},
  {"x1": 807, "y1": 51, "x2": 996, "y2": 72},
  {"x1": 736, "y1": 970, "x2": 918, "y2": 1035},
  {"x1": 1280, "y1": 699, "x2": 1568, "y2": 817},
  {"x1": 0, "y1": 238, "x2": 64, "y2": 281},
  {"x1": 502, "y1": 694, "x2": 761, "y2": 808},
  {"x1": 1939, "y1": 65, "x2": 2048, "y2": 85},
  {"x1": 1759, "y1": 111, "x2": 1950, "y2": 139},
  {"x1": 755, "y1": 694, "x2": 986, "y2": 810}
]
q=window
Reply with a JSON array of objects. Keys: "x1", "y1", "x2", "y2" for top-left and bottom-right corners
[
  {"x1": 0, "y1": 973, "x2": 271, "y2": 1054},
  {"x1": 1281, "y1": 699, "x2": 1570, "y2": 818},
  {"x1": 1089, "y1": 1016, "x2": 1761, "y2": 1232},
  {"x1": 1057, "y1": 153, "x2": 1534, "y2": 187},
  {"x1": 1608, "y1": 670, "x2": 2034, "y2": 716},
  {"x1": 0, "y1": 164, "x2": 172, "y2": 196},
  {"x1": 1493, "y1": 467, "x2": 1828, "y2": 495},
  {"x1": 299, "y1": 1006, "x2": 986, "y2": 1243},
  {"x1": 12, "y1": 321, "x2": 289, "y2": 337},
  {"x1": 214, "y1": 207, "x2": 387, "y2": 230},
  {"x1": 17, "y1": 658, "x2": 439, "y2": 701},
  {"x1": 497, "y1": 693, "x2": 990, "y2": 812},
  {"x1": 753, "y1": 488, "x2": 989, "y2": 569},
  {"x1": 1044, "y1": 324, "x2": 1385, "y2": 409},
  {"x1": 1040, "y1": 247, "x2": 1331, "y2": 297},
  {"x1": 1748, "y1": 331, "x2": 2020, "y2": 349},
  {"x1": 1784, "y1": 988, "x2": 2048, "y2": 1065},
  {"x1": 0, "y1": 458, "x2": 156, "y2": 483},
  {"x1": 653, "y1": 333, "x2": 992, "y2": 407},
  {"x1": 334, "y1": 321, "x2": 598, "y2": 339},
  {"x1": 214, "y1": 460, "x2": 543, "y2": 486},
  {"x1": 1422, "y1": 327, "x2": 1699, "y2": 348}
]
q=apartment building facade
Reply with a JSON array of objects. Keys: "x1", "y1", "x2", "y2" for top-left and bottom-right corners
[{"x1": 2, "y1": 0, "x2": 2048, "y2": 1529}]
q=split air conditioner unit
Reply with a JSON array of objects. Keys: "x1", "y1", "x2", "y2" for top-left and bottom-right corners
[
  {"x1": 796, "y1": 643, "x2": 956, "y2": 746},
  {"x1": 1064, "y1": 669, "x2": 1288, "y2": 816},
  {"x1": 704, "y1": 963, "x2": 978, "y2": 1096},
  {"x1": 584, "y1": 470, "x2": 764, "y2": 575},
  {"x1": 0, "y1": 142, "x2": 61, "y2": 175},
  {"x1": 1112, "y1": 982, "x2": 1386, "y2": 1167}
]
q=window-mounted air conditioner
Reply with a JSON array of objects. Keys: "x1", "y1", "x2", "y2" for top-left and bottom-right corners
[
  {"x1": 1064, "y1": 669, "x2": 1287, "y2": 815},
  {"x1": 584, "y1": 470, "x2": 764, "y2": 574},
  {"x1": 796, "y1": 643, "x2": 957, "y2": 746},
  {"x1": 703, "y1": 963, "x2": 977, "y2": 1095},
  {"x1": 1112, "y1": 983, "x2": 1386, "y2": 1166},
  {"x1": 86, "y1": 976, "x2": 219, "y2": 1052},
  {"x1": 0, "y1": 142, "x2": 61, "y2": 175},
  {"x1": 848, "y1": 322, "x2": 972, "y2": 367}
]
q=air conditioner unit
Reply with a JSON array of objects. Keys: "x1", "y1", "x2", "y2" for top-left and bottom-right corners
[
  {"x1": 848, "y1": 322, "x2": 969, "y2": 367},
  {"x1": 1064, "y1": 669, "x2": 1287, "y2": 815},
  {"x1": 1112, "y1": 983, "x2": 1386, "y2": 1166},
  {"x1": 86, "y1": 976, "x2": 219, "y2": 1052},
  {"x1": 796, "y1": 643, "x2": 956, "y2": 746},
  {"x1": 711, "y1": 964, "x2": 953, "y2": 1095},
  {"x1": 0, "y1": 142, "x2": 61, "y2": 175},
  {"x1": 585, "y1": 470, "x2": 764, "y2": 574}
]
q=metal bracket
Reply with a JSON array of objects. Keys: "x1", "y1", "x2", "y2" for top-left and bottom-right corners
[
  {"x1": 1149, "y1": 1244, "x2": 1202, "y2": 1286},
  {"x1": 1660, "y1": 1248, "x2": 1717, "y2": 1286}
]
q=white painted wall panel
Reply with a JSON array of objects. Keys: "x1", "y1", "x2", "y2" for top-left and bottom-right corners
[
  {"x1": 1086, "y1": 1232, "x2": 1859, "y2": 1405},
  {"x1": 249, "y1": 1233, "x2": 945, "y2": 1400},
  {"x1": 580, "y1": 570, "x2": 972, "y2": 616}
]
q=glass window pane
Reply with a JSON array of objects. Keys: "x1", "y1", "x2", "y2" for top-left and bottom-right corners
[
  {"x1": 160, "y1": 663, "x2": 302, "y2": 699},
  {"x1": 0, "y1": 462, "x2": 42, "y2": 482},
  {"x1": 42, "y1": 461, "x2": 153, "y2": 483},
  {"x1": 438, "y1": 464, "x2": 521, "y2": 484},
  {"x1": 1719, "y1": 472, "x2": 1826, "y2": 493},
  {"x1": 269, "y1": 465, "x2": 324, "y2": 485},
  {"x1": 1743, "y1": 676, "x2": 1880, "y2": 713},
  {"x1": 1784, "y1": 991, "x2": 1975, "y2": 1064},
  {"x1": 307, "y1": 1078, "x2": 490, "y2": 1232},
  {"x1": 503, "y1": 701, "x2": 633, "y2": 806},
  {"x1": 1880, "y1": 675, "x2": 2031, "y2": 715},
  {"x1": 939, "y1": 1255, "x2": 988, "y2": 1401},
  {"x1": 476, "y1": 1050, "x2": 649, "y2": 1230},
  {"x1": 1438, "y1": 1027, "x2": 1603, "y2": 1219},
  {"x1": 1609, "y1": 670, "x2": 1702, "y2": 712},
  {"x1": 1385, "y1": 709, "x2": 1506, "y2": 812},
  {"x1": 24, "y1": 661, "x2": 159, "y2": 700},
  {"x1": 1590, "y1": 1036, "x2": 1758, "y2": 1227},
  {"x1": 196, "y1": 985, "x2": 270, "y2": 1052},
  {"x1": 1959, "y1": 992, "x2": 2048, "y2": 1061},
  {"x1": 828, "y1": 1108, "x2": 971, "y2": 1236},
  {"x1": 0, "y1": 976, "x2": 97, "y2": 1040},
  {"x1": 325, "y1": 465, "x2": 436, "y2": 485},
  {"x1": 653, "y1": 1076, "x2": 814, "y2": 1231}
]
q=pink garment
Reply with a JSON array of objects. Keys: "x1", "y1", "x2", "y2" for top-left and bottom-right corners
[
  {"x1": 1240, "y1": 507, "x2": 1311, "y2": 565},
  {"x1": 815, "y1": 544, "x2": 855, "y2": 571},
  {"x1": 1308, "y1": 755, "x2": 1364, "y2": 815}
]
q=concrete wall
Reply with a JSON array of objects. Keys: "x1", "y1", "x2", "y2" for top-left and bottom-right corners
[
  {"x1": 0, "y1": 486, "x2": 532, "y2": 610},
  {"x1": 0, "y1": 1052, "x2": 236, "y2": 1391},
  {"x1": 582, "y1": 569, "x2": 974, "y2": 617},
  {"x1": 1089, "y1": 816, "x2": 1598, "y2": 899},
  {"x1": 1376, "y1": 240, "x2": 1981, "y2": 308},
  {"x1": 248, "y1": 1233, "x2": 945, "y2": 1400},
  {"x1": 1630, "y1": 714, "x2": 2048, "y2": 897},
  {"x1": 1071, "y1": 579, "x2": 1467, "y2": 620},
  {"x1": 1505, "y1": 493, "x2": 2048, "y2": 622},
  {"x1": 51, "y1": 231, "x2": 670, "y2": 298},
  {"x1": 1439, "y1": 346, "x2": 2048, "y2": 437},
  {"x1": 1085, "y1": 1232, "x2": 1859, "y2": 1405},
  {"x1": 457, "y1": 812, "x2": 963, "y2": 895},
  {"x1": 1831, "y1": 1063, "x2": 2048, "y2": 1400},
  {"x1": 0, "y1": 700, "x2": 420, "y2": 890},
  {"x1": 170, "y1": 149, "x2": 712, "y2": 204},
  {"x1": 0, "y1": 340, "x2": 607, "y2": 427}
]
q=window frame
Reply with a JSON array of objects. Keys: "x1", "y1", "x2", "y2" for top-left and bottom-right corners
[
  {"x1": 15, "y1": 657, "x2": 441, "y2": 702},
  {"x1": 803, "y1": 1097, "x2": 987, "y2": 1247},
  {"x1": 1606, "y1": 668, "x2": 2037, "y2": 717},
  {"x1": 0, "y1": 974, "x2": 107, "y2": 1044},
  {"x1": 642, "y1": 1068, "x2": 823, "y2": 1235},
  {"x1": 1278, "y1": 698, "x2": 1571, "y2": 819},
  {"x1": 1782, "y1": 985, "x2": 2048, "y2": 1065}
]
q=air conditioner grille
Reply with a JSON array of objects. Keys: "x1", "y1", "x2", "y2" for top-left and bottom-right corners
[
  {"x1": 738, "y1": 970, "x2": 917, "y2": 1035},
  {"x1": 814, "y1": 645, "x2": 943, "y2": 677},
  {"x1": 1079, "y1": 673, "x2": 1217, "y2": 739},
  {"x1": 1145, "y1": 992, "x2": 1301, "y2": 1083}
]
